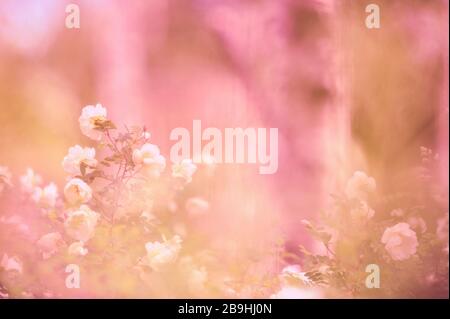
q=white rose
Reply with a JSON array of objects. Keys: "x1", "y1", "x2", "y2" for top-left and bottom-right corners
[
  {"x1": 381, "y1": 222, "x2": 418, "y2": 261},
  {"x1": 132, "y1": 143, "x2": 166, "y2": 177},
  {"x1": 64, "y1": 205, "x2": 99, "y2": 242},
  {"x1": 36, "y1": 232, "x2": 64, "y2": 259},
  {"x1": 64, "y1": 178, "x2": 92, "y2": 205},
  {"x1": 345, "y1": 171, "x2": 376, "y2": 201},
  {"x1": 31, "y1": 183, "x2": 58, "y2": 208},
  {"x1": 142, "y1": 235, "x2": 182, "y2": 271},
  {"x1": 78, "y1": 104, "x2": 108, "y2": 141},
  {"x1": 20, "y1": 168, "x2": 42, "y2": 193},
  {"x1": 68, "y1": 241, "x2": 88, "y2": 257},
  {"x1": 0, "y1": 254, "x2": 23, "y2": 274},
  {"x1": 62, "y1": 145, "x2": 97, "y2": 176},
  {"x1": 172, "y1": 159, "x2": 197, "y2": 183}
]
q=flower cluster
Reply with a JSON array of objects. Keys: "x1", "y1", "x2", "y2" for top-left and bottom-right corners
[
  {"x1": 0, "y1": 104, "x2": 232, "y2": 298},
  {"x1": 0, "y1": 105, "x2": 448, "y2": 299},
  {"x1": 274, "y1": 160, "x2": 449, "y2": 298}
]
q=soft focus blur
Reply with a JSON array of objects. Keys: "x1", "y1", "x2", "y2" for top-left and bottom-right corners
[{"x1": 0, "y1": 0, "x2": 448, "y2": 298}]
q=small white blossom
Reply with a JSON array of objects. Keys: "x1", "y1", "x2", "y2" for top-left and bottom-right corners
[
  {"x1": 0, "y1": 254, "x2": 23, "y2": 274},
  {"x1": 132, "y1": 143, "x2": 166, "y2": 177},
  {"x1": 142, "y1": 235, "x2": 182, "y2": 271},
  {"x1": 68, "y1": 241, "x2": 88, "y2": 257},
  {"x1": 172, "y1": 159, "x2": 197, "y2": 183},
  {"x1": 64, "y1": 205, "x2": 99, "y2": 242},
  {"x1": 381, "y1": 223, "x2": 418, "y2": 261},
  {"x1": 36, "y1": 232, "x2": 64, "y2": 259},
  {"x1": 32, "y1": 183, "x2": 58, "y2": 208},
  {"x1": 64, "y1": 178, "x2": 92, "y2": 205},
  {"x1": 345, "y1": 171, "x2": 376, "y2": 201},
  {"x1": 79, "y1": 104, "x2": 108, "y2": 141},
  {"x1": 62, "y1": 145, "x2": 97, "y2": 176},
  {"x1": 20, "y1": 168, "x2": 42, "y2": 193}
]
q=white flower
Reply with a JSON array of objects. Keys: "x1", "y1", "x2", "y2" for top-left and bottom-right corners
[
  {"x1": 64, "y1": 178, "x2": 92, "y2": 205},
  {"x1": 172, "y1": 159, "x2": 197, "y2": 183},
  {"x1": 381, "y1": 223, "x2": 418, "y2": 261},
  {"x1": 132, "y1": 143, "x2": 160, "y2": 165},
  {"x1": 271, "y1": 286, "x2": 323, "y2": 299},
  {"x1": 142, "y1": 235, "x2": 182, "y2": 271},
  {"x1": 0, "y1": 166, "x2": 12, "y2": 193},
  {"x1": 79, "y1": 104, "x2": 108, "y2": 141},
  {"x1": 62, "y1": 145, "x2": 97, "y2": 176},
  {"x1": 345, "y1": 171, "x2": 376, "y2": 201},
  {"x1": 64, "y1": 205, "x2": 99, "y2": 242},
  {"x1": 31, "y1": 183, "x2": 58, "y2": 208},
  {"x1": 0, "y1": 254, "x2": 23, "y2": 274},
  {"x1": 36, "y1": 232, "x2": 64, "y2": 259},
  {"x1": 132, "y1": 143, "x2": 166, "y2": 177},
  {"x1": 185, "y1": 197, "x2": 209, "y2": 217},
  {"x1": 350, "y1": 201, "x2": 375, "y2": 219},
  {"x1": 20, "y1": 168, "x2": 42, "y2": 193},
  {"x1": 68, "y1": 241, "x2": 88, "y2": 257}
]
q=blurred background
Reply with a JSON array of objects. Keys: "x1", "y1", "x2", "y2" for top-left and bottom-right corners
[{"x1": 0, "y1": 0, "x2": 448, "y2": 256}]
